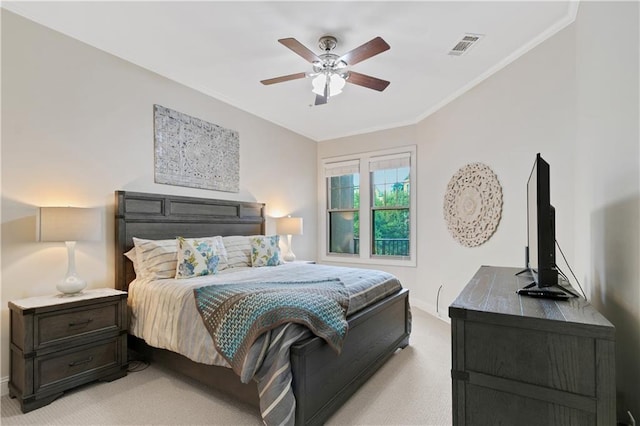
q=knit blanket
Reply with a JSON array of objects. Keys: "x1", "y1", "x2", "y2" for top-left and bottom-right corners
[{"x1": 194, "y1": 278, "x2": 350, "y2": 376}]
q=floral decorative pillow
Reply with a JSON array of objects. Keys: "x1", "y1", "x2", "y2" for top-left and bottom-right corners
[
  {"x1": 176, "y1": 236, "x2": 225, "y2": 279},
  {"x1": 250, "y1": 235, "x2": 283, "y2": 267}
]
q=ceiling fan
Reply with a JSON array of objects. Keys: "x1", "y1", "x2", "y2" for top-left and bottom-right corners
[{"x1": 261, "y1": 35, "x2": 391, "y2": 106}]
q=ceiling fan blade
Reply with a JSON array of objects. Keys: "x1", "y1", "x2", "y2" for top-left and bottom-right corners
[
  {"x1": 260, "y1": 72, "x2": 307, "y2": 85},
  {"x1": 278, "y1": 38, "x2": 321, "y2": 63},
  {"x1": 338, "y1": 37, "x2": 390, "y2": 66},
  {"x1": 347, "y1": 71, "x2": 390, "y2": 92},
  {"x1": 314, "y1": 94, "x2": 328, "y2": 106}
]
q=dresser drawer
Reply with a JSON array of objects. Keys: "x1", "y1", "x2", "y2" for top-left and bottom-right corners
[
  {"x1": 36, "y1": 301, "x2": 120, "y2": 348},
  {"x1": 464, "y1": 321, "x2": 596, "y2": 396},
  {"x1": 35, "y1": 338, "x2": 120, "y2": 393}
]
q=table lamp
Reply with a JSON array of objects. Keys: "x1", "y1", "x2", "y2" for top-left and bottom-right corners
[
  {"x1": 276, "y1": 216, "x2": 303, "y2": 262},
  {"x1": 37, "y1": 207, "x2": 101, "y2": 295}
]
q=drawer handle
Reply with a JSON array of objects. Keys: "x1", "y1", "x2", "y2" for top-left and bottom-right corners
[
  {"x1": 68, "y1": 318, "x2": 93, "y2": 327},
  {"x1": 68, "y1": 356, "x2": 93, "y2": 367}
]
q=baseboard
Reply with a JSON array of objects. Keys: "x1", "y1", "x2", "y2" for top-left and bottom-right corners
[
  {"x1": 410, "y1": 297, "x2": 451, "y2": 324},
  {"x1": 1, "y1": 375, "x2": 9, "y2": 396}
]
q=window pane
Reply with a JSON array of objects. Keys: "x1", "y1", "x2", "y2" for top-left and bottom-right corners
[
  {"x1": 329, "y1": 211, "x2": 360, "y2": 254},
  {"x1": 371, "y1": 166, "x2": 410, "y2": 207},
  {"x1": 329, "y1": 174, "x2": 359, "y2": 209},
  {"x1": 372, "y1": 209, "x2": 409, "y2": 256}
]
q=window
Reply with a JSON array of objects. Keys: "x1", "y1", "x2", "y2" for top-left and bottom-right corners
[
  {"x1": 370, "y1": 154, "x2": 411, "y2": 258},
  {"x1": 321, "y1": 147, "x2": 416, "y2": 266}
]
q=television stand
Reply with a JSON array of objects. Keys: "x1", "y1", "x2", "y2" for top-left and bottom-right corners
[{"x1": 450, "y1": 266, "x2": 616, "y2": 425}]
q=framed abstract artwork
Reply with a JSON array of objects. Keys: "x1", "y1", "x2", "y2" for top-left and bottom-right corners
[{"x1": 154, "y1": 104, "x2": 239, "y2": 193}]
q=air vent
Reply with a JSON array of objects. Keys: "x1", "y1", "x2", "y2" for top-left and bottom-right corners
[{"x1": 449, "y1": 34, "x2": 484, "y2": 56}]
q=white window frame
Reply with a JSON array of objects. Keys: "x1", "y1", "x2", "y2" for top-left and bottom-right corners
[{"x1": 319, "y1": 145, "x2": 417, "y2": 267}]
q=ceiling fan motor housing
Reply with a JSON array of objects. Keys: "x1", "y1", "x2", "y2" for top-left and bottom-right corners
[{"x1": 318, "y1": 35, "x2": 338, "y2": 52}]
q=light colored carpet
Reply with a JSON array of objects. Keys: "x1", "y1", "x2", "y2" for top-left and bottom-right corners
[{"x1": 1, "y1": 308, "x2": 451, "y2": 425}]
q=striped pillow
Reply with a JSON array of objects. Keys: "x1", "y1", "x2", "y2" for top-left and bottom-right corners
[
  {"x1": 133, "y1": 237, "x2": 178, "y2": 280},
  {"x1": 221, "y1": 235, "x2": 256, "y2": 268},
  {"x1": 124, "y1": 248, "x2": 141, "y2": 276}
]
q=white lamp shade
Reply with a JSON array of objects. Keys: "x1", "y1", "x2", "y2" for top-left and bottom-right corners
[
  {"x1": 276, "y1": 217, "x2": 303, "y2": 236},
  {"x1": 38, "y1": 207, "x2": 101, "y2": 242},
  {"x1": 312, "y1": 74, "x2": 346, "y2": 97}
]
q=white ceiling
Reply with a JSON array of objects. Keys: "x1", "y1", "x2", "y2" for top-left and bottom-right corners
[{"x1": 3, "y1": 1, "x2": 576, "y2": 142}]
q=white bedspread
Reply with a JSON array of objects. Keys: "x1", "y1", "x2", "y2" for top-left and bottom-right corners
[{"x1": 127, "y1": 262, "x2": 402, "y2": 367}]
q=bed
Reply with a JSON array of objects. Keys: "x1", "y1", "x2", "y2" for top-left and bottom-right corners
[{"x1": 115, "y1": 190, "x2": 411, "y2": 425}]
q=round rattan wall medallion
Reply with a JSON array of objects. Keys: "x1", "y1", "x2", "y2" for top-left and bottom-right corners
[{"x1": 443, "y1": 162, "x2": 503, "y2": 247}]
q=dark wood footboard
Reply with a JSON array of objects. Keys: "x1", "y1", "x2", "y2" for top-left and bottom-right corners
[{"x1": 291, "y1": 287, "x2": 410, "y2": 425}]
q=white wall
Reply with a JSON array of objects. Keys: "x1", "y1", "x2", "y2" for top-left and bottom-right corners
[
  {"x1": 1, "y1": 11, "x2": 317, "y2": 381},
  {"x1": 318, "y1": 2, "x2": 639, "y2": 419},
  {"x1": 573, "y1": 2, "x2": 639, "y2": 419},
  {"x1": 318, "y1": 17, "x2": 576, "y2": 316}
]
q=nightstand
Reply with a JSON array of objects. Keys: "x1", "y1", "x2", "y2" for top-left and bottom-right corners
[{"x1": 8, "y1": 288, "x2": 128, "y2": 413}]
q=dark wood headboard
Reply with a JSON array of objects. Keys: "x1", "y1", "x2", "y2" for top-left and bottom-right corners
[{"x1": 115, "y1": 191, "x2": 265, "y2": 291}]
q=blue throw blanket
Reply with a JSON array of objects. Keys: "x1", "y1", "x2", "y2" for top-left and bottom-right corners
[{"x1": 194, "y1": 278, "x2": 349, "y2": 376}]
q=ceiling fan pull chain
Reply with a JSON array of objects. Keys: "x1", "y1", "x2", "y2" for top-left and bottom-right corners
[{"x1": 324, "y1": 74, "x2": 330, "y2": 100}]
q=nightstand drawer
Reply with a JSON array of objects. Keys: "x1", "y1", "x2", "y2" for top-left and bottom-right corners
[
  {"x1": 36, "y1": 338, "x2": 120, "y2": 392},
  {"x1": 37, "y1": 302, "x2": 120, "y2": 348}
]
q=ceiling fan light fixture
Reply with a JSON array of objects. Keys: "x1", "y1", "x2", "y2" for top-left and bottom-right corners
[{"x1": 311, "y1": 73, "x2": 346, "y2": 97}]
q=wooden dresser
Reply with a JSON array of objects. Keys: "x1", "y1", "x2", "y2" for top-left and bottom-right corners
[
  {"x1": 449, "y1": 266, "x2": 615, "y2": 426},
  {"x1": 9, "y1": 288, "x2": 128, "y2": 412}
]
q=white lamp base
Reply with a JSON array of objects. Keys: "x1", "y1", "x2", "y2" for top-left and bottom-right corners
[
  {"x1": 57, "y1": 274, "x2": 87, "y2": 295},
  {"x1": 58, "y1": 241, "x2": 87, "y2": 295},
  {"x1": 283, "y1": 234, "x2": 296, "y2": 262}
]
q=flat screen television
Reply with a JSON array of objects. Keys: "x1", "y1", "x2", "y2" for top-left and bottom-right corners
[{"x1": 526, "y1": 153, "x2": 558, "y2": 288}]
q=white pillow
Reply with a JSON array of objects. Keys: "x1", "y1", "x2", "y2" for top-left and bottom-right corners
[
  {"x1": 250, "y1": 235, "x2": 283, "y2": 267},
  {"x1": 124, "y1": 248, "x2": 140, "y2": 276},
  {"x1": 175, "y1": 236, "x2": 226, "y2": 279},
  {"x1": 132, "y1": 237, "x2": 178, "y2": 280},
  {"x1": 221, "y1": 235, "x2": 254, "y2": 268}
]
